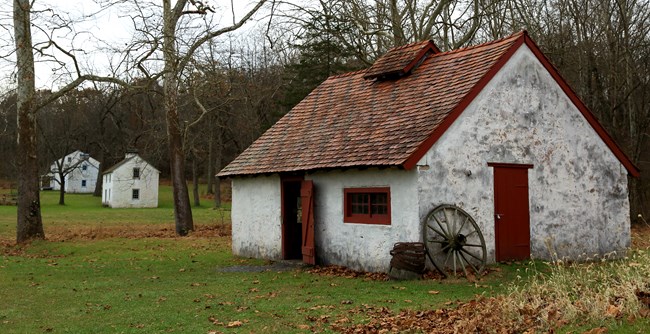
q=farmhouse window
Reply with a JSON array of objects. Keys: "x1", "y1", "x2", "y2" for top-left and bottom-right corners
[
  {"x1": 133, "y1": 167, "x2": 140, "y2": 179},
  {"x1": 81, "y1": 180, "x2": 87, "y2": 187},
  {"x1": 132, "y1": 189, "x2": 140, "y2": 200},
  {"x1": 344, "y1": 187, "x2": 390, "y2": 225},
  {"x1": 82, "y1": 164, "x2": 87, "y2": 171}
]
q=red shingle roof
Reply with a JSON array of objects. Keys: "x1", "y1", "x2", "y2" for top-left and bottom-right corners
[{"x1": 219, "y1": 31, "x2": 640, "y2": 178}]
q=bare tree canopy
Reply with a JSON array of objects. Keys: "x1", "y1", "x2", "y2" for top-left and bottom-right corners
[{"x1": 2, "y1": 0, "x2": 649, "y2": 244}]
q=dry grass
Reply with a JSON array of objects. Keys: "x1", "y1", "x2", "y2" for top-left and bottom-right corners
[{"x1": 502, "y1": 241, "x2": 650, "y2": 331}]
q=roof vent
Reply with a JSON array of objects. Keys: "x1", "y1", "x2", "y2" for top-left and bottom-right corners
[{"x1": 363, "y1": 40, "x2": 439, "y2": 80}]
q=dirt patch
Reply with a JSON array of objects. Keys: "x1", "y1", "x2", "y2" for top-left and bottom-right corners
[
  {"x1": 308, "y1": 265, "x2": 391, "y2": 281},
  {"x1": 219, "y1": 260, "x2": 307, "y2": 273},
  {"x1": 43, "y1": 223, "x2": 232, "y2": 241},
  {"x1": 632, "y1": 223, "x2": 650, "y2": 249},
  {"x1": 0, "y1": 223, "x2": 231, "y2": 249}
]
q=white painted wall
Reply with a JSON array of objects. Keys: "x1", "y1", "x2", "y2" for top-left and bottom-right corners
[
  {"x1": 416, "y1": 45, "x2": 630, "y2": 262},
  {"x1": 48, "y1": 150, "x2": 100, "y2": 193},
  {"x1": 231, "y1": 175, "x2": 282, "y2": 259},
  {"x1": 102, "y1": 155, "x2": 159, "y2": 208},
  {"x1": 307, "y1": 168, "x2": 419, "y2": 272}
]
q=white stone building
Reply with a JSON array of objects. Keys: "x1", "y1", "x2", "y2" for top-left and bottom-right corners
[
  {"x1": 218, "y1": 32, "x2": 639, "y2": 273},
  {"x1": 102, "y1": 151, "x2": 160, "y2": 208},
  {"x1": 46, "y1": 150, "x2": 100, "y2": 194}
]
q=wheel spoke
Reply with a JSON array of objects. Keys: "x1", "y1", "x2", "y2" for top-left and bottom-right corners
[
  {"x1": 442, "y1": 209, "x2": 453, "y2": 236},
  {"x1": 457, "y1": 216, "x2": 469, "y2": 234},
  {"x1": 426, "y1": 223, "x2": 448, "y2": 240},
  {"x1": 426, "y1": 239, "x2": 449, "y2": 244},
  {"x1": 459, "y1": 251, "x2": 481, "y2": 274},
  {"x1": 452, "y1": 250, "x2": 457, "y2": 274},
  {"x1": 432, "y1": 214, "x2": 451, "y2": 239},
  {"x1": 444, "y1": 248, "x2": 453, "y2": 266},
  {"x1": 460, "y1": 247, "x2": 484, "y2": 262},
  {"x1": 463, "y1": 243, "x2": 484, "y2": 248},
  {"x1": 457, "y1": 251, "x2": 470, "y2": 277},
  {"x1": 450, "y1": 208, "x2": 458, "y2": 236}
]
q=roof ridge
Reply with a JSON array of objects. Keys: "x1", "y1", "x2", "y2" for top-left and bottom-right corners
[
  {"x1": 434, "y1": 31, "x2": 525, "y2": 57},
  {"x1": 328, "y1": 68, "x2": 368, "y2": 80},
  {"x1": 387, "y1": 39, "x2": 433, "y2": 52}
]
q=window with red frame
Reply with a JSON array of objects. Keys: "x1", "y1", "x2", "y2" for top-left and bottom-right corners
[{"x1": 344, "y1": 187, "x2": 390, "y2": 225}]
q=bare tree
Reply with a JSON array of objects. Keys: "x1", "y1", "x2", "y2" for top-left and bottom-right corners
[
  {"x1": 13, "y1": 0, "x2": 44, "y2": 242},
  {"x1": 12, "y1": 0, "x2": 134, "y2": 242},
  {"x1": 156, "y1": 0, "x2": 268, "y2": 234}
]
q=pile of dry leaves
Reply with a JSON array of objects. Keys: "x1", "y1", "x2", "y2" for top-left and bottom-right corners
[{"x1": 328, "y1": 297, "x2": 545, "y2": 333}]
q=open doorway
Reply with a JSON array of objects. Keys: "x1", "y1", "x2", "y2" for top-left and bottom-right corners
[{"x1": 281, "y1": 177, "x2": 303, "y2": 260}]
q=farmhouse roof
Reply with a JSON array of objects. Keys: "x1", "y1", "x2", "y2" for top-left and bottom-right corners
[
  {"x1": 219, "y1": 31, "x2": 639, "y2": 178},
  {"x1": 103, "y1": 154, "x2": 160, "y2": 175}
]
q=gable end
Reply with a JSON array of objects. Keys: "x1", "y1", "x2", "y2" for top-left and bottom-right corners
[{"x1": 402, "y1": 31, "x2": 639, "y2": 178}]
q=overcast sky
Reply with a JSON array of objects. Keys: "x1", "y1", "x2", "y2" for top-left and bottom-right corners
[{"x1": 0, "y1": 0, "x2": 275, "y2": 93}]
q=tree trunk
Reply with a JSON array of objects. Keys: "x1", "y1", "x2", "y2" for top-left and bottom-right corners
[
  {"x1": 14, "y1": 0, "x2": 45, "y2": 243},
  {"x1": 93, "y1": 150, "x2": 104, "y2": 197},
  {"x1": 205, "y1": 122, "x2": 214, "y2": 195},
  {"x1": 58, "y1": 174, "x2": 65, "y2": 205},
  {"x1": 192, "y1": 153, "x2": 200, "y2": 207},
  {"x1": 213, "y1": 118, "x2": 223, "y2": 208},
  {"x1": 163, "y1": 0, "x2": 193, "y2": 235}
]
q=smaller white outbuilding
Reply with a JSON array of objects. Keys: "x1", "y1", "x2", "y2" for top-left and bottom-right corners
[
  {"x1": 102, "y1": 151, "x2": 160, "y2": 208},
  {"x1": 46, "y1": 150, "x2": 100, "y2": 194}
]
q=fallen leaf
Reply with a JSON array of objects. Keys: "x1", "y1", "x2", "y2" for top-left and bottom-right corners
[
  {"x1": 226, "y1": 320, "x2": 243, "y2": 328},
  {"x1": 428, "y1": 290, "x2": 440, "y2": 295}
]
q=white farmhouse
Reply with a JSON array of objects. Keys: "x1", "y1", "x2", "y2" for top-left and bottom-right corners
[
  {"x1": 218, "y1": 32, "x2": 639, "y2": 273},
  {"x1": 102, "y1": 151, "x2": 160, "y2": 208},
  {"x1": 46, "y1": 150, "x2": 100, "y2": 193}
]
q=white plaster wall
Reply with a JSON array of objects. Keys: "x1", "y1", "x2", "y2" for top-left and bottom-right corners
[
  {"x1": 65, "y1": 159, "x2": 100, "y2": 193},
  {"x1": 416, "y1": 45, "x2": 630, "y2": 262},
  {"x1": 231, "y1": 175, "x2": 283, "y2": 259},
  {"x1": 102, "y1": 173, "x2": 113, "y2": 205},
  {"x1": 103, "y1": 157, "x2": 159, "y2": 208},
  {"x1": 308, "y1": 168, "x2": 419, "y2": 272}
]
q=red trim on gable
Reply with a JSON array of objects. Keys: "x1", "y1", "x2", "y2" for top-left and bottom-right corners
[
  {"x1": 401, "y1": 42, "x2": 436, "y2": 75},
  {"x1": 521, "y1": 34, "x2": 640, "y2": 178},
  {"x1": 402, "y1": 32, "x2": 640, "y2": 178},
  {"x1": 402, "y1": 36, "x2": 525, "y2": 170}
]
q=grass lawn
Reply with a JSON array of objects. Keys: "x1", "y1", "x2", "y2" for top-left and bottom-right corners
[
  {"x1": 0, "y1": 186, "x2": 230, "y2": 240},
  {"x1": 1, "y1": 187, "x2": 649, "y2": 333}
]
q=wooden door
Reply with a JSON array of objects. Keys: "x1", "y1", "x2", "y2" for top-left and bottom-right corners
[
  {"x1": 490, "y1": 163, "x2": 532, "y2": 262},
  {"x1": 300, "y1": 180, "x2": 315, "y2": 265}
]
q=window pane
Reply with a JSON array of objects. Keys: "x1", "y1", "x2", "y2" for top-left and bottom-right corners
[
  {"x1": 370, "y1": 193, "x2": 388, "y2": 215},
  {"x1": 351, "y1": 193, "x2": 369, "y2": 214}
]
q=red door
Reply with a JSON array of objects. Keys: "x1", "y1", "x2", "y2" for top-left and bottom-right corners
[
  {"x1": 300, "y1": 180, "x2": 316, "y2": 265},
  {"x1": 490, "y1": 163, "x2": 532, "y2": 262}
]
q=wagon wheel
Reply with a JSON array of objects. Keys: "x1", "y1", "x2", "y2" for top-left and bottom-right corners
[{"x1": 423, "y1": 204, "x2": 486, "y2": 278}]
